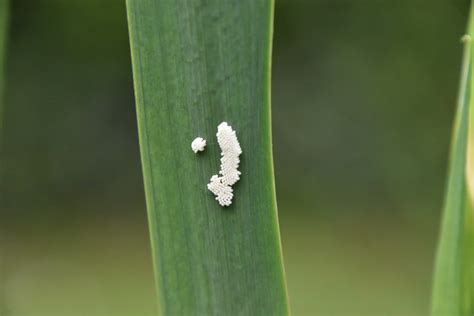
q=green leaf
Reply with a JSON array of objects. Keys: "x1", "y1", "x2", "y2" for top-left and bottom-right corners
[
  {"x1": 432, "y1": 5, "x2": 474, "y2": 315},
  {"x1": 125, "y1": 1, "x2": 289, "y2": 315},
  {"x1": 0, "y1": 0, "x2": 9, "y2": 314},
  {"x1": 0, "y1": 0, "x2": 8, "y2": 138}
]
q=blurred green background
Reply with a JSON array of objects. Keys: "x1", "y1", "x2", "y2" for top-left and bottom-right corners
[{"x1": 0, "y1": 0, "x2": 469, "y2": 315}]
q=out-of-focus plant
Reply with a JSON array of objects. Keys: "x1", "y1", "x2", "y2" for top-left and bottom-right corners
[
  {"x1": 0, "y1": 0, "x2": 9, "y2": 314},
  {"x1": 432, "y1": 3, "x2": 474, "y2": 315},
  {"x1": 0, "y1": 0, "x2": 8, "y2": 137}
]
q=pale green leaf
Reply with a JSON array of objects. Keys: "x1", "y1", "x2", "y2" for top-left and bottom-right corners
[{"x1": 432, "y1": 4, "x2": 474, "y2": 315}]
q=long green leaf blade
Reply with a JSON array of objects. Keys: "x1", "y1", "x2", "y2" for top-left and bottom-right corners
[
  {"x1": 125, "y1": 1, "x2": 289, "y2": 315},
  {"x1": 432, "y1": 5, "x2": 474, "y2": 315},
  {"x1": 0, "y1": 0, "x2": 9, "y2": 315},
  {"x1": 0, "y1": 0, "x2": 8, "y2": 137}
]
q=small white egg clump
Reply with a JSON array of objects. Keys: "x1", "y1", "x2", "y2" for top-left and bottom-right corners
[
  {"x1": 207, "y1": 122, "x2": 242, "y2": 206},
  {"x1": 191, "y1": 137, "x2": 207, "y2": 153}
]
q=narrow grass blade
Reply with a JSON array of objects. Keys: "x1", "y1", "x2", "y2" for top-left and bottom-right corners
[
  {"x1": 0, "y1": 0, "x2": 8, "y2": 137},
  {"x1": 126, "y1": 1, "x2": 289, "y2": 315},
  {"x1": 432, "y1": 5, "x2": 474, "y2": 315},
  {"x1": 0, "y1": 0, "x2": 10, "y2": 315}
]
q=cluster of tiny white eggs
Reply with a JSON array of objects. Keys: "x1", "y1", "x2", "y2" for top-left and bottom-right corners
[
  {"x1": 191, "y1": 137, "x2": 207, "y2": 153},
  {"x1": 191, "y1": 122, "x2": 242, "y2": 207}
]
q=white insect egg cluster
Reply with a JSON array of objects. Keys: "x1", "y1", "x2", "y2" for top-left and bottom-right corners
[
  {"x1": 191, "y1": 137, "x2": 207, "y2": 153},
  {"x1": 207, "y1": 122, "x2": 242, "y2": 206}
]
